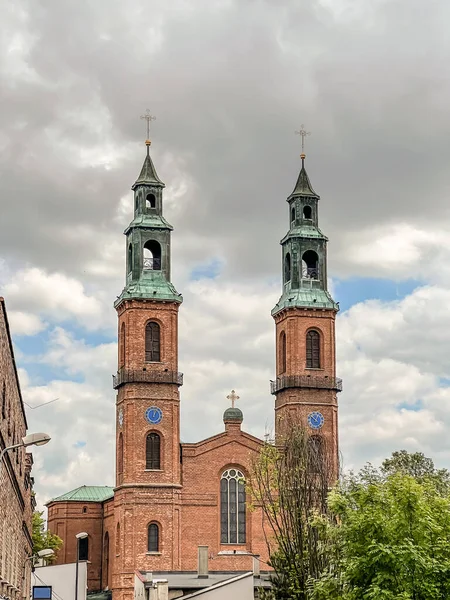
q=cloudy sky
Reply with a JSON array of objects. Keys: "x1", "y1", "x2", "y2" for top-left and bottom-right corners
[{"x1": 2, "y1": 0, "x2": 450, "y2": 507}]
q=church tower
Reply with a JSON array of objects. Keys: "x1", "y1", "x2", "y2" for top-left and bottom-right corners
[
  {"x1": 112, "y1": 121, "x2": 183, "y2": 598},
  {"x1": 271, "y1": 141, "x2": 341, "y2": 477}
]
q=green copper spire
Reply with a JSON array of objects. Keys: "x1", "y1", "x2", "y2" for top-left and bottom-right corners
[
  {"x1": 272, "y1": 151, "x2": 338, "y2": 316},
  {"x1": 115, "y1": 134, "x2": 182, "y2": 309}
]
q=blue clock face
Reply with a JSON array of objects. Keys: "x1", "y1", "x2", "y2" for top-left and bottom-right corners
[
  {"x1": 308, "y1": 411, "x2": 324, "y2": 430},
  {"x1": 145, "y1": 406, "x2": 162, "y2": 425}
]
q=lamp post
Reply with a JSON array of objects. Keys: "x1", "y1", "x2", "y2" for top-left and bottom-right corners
[
  {"x1": 75, "y1": 532, "x2": 88, "y2": 600},
  {"x1": 0, "y1": 432, "x2": 51, "y2": 478}
]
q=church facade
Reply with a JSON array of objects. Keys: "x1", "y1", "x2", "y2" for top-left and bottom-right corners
[{"x1": 47, "y1": 135, "x2": 341, "y2": 599}]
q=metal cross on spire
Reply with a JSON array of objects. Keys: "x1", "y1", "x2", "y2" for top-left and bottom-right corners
[
  {"x1": 295, "y1": 124, "x2": 311, "y2": 156},
  {"x1": 226, "y1": 390, "x2": 240, "y2": 409},
  {"x1": 140, "y1": 109, "x2": 156, "y2": 144}
]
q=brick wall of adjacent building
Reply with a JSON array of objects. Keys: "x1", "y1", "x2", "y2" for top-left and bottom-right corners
[{"x1": 0, "y1": 298, "x2": 34, "y2": 600}]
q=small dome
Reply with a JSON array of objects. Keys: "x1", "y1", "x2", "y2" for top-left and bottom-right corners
[{"x1": 223, "y1": 407, "x2": 243, "y2": 423}]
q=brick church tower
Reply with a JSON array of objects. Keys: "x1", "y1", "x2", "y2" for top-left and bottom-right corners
[
  {"x1": 112, "y1": 133, "x2": 183, "y2": 596},
  {"x1": 271, "y1": 148, "x2": 342, "y2": 477}
]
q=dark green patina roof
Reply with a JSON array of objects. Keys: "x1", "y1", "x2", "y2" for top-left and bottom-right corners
[
  {"x1": 48, "y1": 485, "x2": 114, "y2": 504},
  {"x1": 132, "y1": 147, "x2": 164, "y2": 189},
  {"x1": 124, "y1": 214, "x2": 173, "y2": 234},
  {"x1": 223, "y1": 407, "x2": 243, "y2": 422},
  {"x1": 289, "y1": 160, "x2": 317, "y2": 198},
  {"x1": 272, "y1": 288, "x2": 338, "y2": 314},
  {"x1": 281, "y1": 225, "x2": 328, "y2": 244}
]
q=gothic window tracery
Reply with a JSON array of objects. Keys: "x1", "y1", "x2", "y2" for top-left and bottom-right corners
[
  {"x1": 146, "y1": 432, "x2": 161, "y2": 470},
  {"x1": 220, "y1": 468, "x2": 246, "y2": 544},
  {"x1": 145, "y1": 321, "x2": 161, "y2": 362},
  {"x1": 306, "y1": 330, "x2": 320, "y2": 368}
]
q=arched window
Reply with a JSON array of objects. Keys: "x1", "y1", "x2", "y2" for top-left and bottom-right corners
[
  {"x1": 143, "y1": 240, "x2": 161, "y2": 270},
  {"x1": 118, "y1": 432, "x2": 124, "y2": 481},
  {"x1": 303, "y1": 205, "x2": 312, "y2": 220},
  {"x1": 284, "y1": 252, "x2": 291, "y2": 283},
  {"x1": 119, "y1": 323, "x2": 125, "y2": 367},
  {"x1": 78, "y1": 536, "x2": 89, "y2": 561},
  {"x1": 302, "y1": 250, "x2": 319, "y2": 280},
  {"x1": 306, "y1": 330, "x2": 320, "y2": 368},
  {"x1": 103, "y1": 532, "x2": 110, "y2": 589},
  {"x1": 145, "y1": 321, "x2": 161, "y2": 362},
  {"x1": 146, "y1": 433, "x2": 161, "y2": 470},
  {"x1": 128, "y1": 244, "x2": 133, "y2": 274},
  {"x1": 82, "y1": 506, "x2": 87, "y2": 514},
  {"x1": 308, "y1": 435, "x2": 324, "y2": 472},
  {"x1": 146, "y1": 193, "x2": 156, "y2": 209},
  {"x1": 135, "y1": 195, "x2": 139, "y2": 213},
  {"x1": 220, "y1": 468, "x2": 246, "y2": 544},
  {"x1": 116, "y1": 523, "x2": 120, "y2": 555},
  {"x1": 291, "y1": 206, "x2": 295, "y2": 224},
  {"x1": 280, "y1": 331, "x2": 286, "y2": 374},
  {"x1": 147, "y1": 523, "x2": 159, "y2": 552}
]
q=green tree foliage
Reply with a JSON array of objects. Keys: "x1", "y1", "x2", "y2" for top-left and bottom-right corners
[
  {"x1": 32, "y1": 511, "x2": 63, "y2": 562},
  {"x1": 311, "y1": 452, "x2": 450, "y2": 600},
  {"x1": 250, "y1": 424, "x2": 334, "y2": 600}
]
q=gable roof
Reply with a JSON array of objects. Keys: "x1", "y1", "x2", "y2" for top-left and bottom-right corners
[{"x1": 47, "y1": 485, "x2": 114, "y2": 504}]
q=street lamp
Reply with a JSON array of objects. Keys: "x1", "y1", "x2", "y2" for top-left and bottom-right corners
[
  {"x1": 75, "y1": 532, "x2": 88, "y2": 600},
  {"x1": 0, "y1": 432, "x2": 51, "y2": 476}
]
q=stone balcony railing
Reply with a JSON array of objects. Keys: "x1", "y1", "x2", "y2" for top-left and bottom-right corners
[
  {"x1": 113, "y1": 368, "x2": 183, "y2": 389},
  {"x1": 270, "y1": 374, "x2": 343, "y2": 395}
]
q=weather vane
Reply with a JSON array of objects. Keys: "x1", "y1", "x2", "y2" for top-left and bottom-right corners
[
  {"x1": 140, "y1": 109, "x2": 156, "y2": 145},
  {"x1": 226, "y1": 390, "x2": 240, "y2": 409},
  {"x1": 295, "y1": 124, "x2": 311, "y2": 157}
]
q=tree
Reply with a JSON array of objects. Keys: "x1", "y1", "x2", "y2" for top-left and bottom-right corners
[
  {"x1": 250, "y1": 424, "x2": 334, "y2": 600},
  {"x1": 311, "y1": 452, "x2": 450, "y2": 600},
  {"x1": 32, "y1": 511, "x2": 63, "y2": 562}
]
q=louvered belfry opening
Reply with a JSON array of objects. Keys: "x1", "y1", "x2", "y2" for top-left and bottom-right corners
[
  {"x1": 148, "y1": 523, "x2": 159, "y2": 552},
  {"x1": 306, "y1": 330, "x2": 320, "y2": 368},
  {"x1": 145, "y1": 321, "x2": 160, "y2": 362},
  {"x1": 146, "y1": 432, "x2": 161, "y2": 469}
]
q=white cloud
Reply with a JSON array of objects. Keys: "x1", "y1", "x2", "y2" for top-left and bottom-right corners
[{"x1": 7, "y1": 311, "x2": 46, "y2": 336}]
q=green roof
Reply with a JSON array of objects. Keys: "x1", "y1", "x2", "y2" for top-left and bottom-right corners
[
  {"x1": 132, "y1": 148, "x2": 164, "y2": 189},
  {"x1": 48, "y1": 485, "x2": 114, "y2": 504},
  {"x1": 289, "y1": 162, "x2": 318, "y2": 198},
  {"x1": 272, "y1": 288, "x2": 338, "y2": 314}
]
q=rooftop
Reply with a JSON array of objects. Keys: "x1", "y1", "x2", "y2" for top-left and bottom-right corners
[{"x1": 48, "y1": 485, "x2": 114, "y2": 504}]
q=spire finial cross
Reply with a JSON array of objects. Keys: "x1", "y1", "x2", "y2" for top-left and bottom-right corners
[
  {"x1": 140, "y1": 109, "x2": 156, "y2": 144},
  {"x1": 226, "y1": 389, "x2": 240, "y2": 409},
  {"x1": 295, "y1": 124, "x2": 311, "y2": 155}
]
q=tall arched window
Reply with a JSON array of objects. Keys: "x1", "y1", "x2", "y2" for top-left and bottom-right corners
[
  {"x1": 146, "y1": 433, "x2": 161, "y2": 470},
  {"x1": 143, "y1": 240, "x2": 161, "y2": 270},
  {"x1": 308, "y1": 435, "x2": 324, "y2": 472},
  {"x1": 284, "y1": 252, "x2": 291, "y2": 283},
  {"x1": 306, "y1": 330, "x2": 320, "y2": 369},
  {"x1": 302, "y1": 250, "x2": 319, "y2": 279},
  {"x1": 103, "y1": 532, "x2": 110, "y2": 589},
  {"x1": 78, "y1": 536, "x2": 89, "y2": 561},
  {"x1": 280, "y1": 331, "x2": 286, "y2": 374},
  {"x1": 291, "y1": 206, "x2": 295, "y2": 224},
  {"x1": 147, "y1": 523, "x2": 159, "y2": 552},
  {"x1": 119, "y1": 323, "x2": 125, "y2": 367},
  {"x1": 220, "y1": 469, "x2": 246, "y2": 544},
  {"x1": 118, "y1": 433, "x2": 124, "y2": 482},
  {"x1": 146, "y1": 193, "x2": 156, "y2": 209},
  {"x1": 145, "y1": 321, "x2": 161, "y2": 362},
  {"x1": 128, "y1": 244, "x2": 133, "y2": 274},
  {"x1": 303, "y1": 205, "x2": 312, "y2": 220},
  {"x1": 135, "y1": 195, "x2": 139, "y2": 213},
  {"x1": 116, "y1": 523, "x2": 120, "y2": 555}
]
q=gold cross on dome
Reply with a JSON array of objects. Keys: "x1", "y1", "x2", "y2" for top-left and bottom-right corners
[
  {"x1": 227, "y1": 390, "x2": 240, "y2": 409},
  {"x1": 295, "y1": 124, "x2": 311, "y2": 154},
  {"x1": 140, "y1": 109, "x2": 156, "y2": 143}
]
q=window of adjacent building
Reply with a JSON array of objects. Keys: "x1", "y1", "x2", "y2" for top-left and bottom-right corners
[
  {"x1": 146, "y1": 193, "x2": 156, "y2": 209},
  {"x1": 306, "y1": 330, "x2": 320, "y2": 369},
  {"x1": 119, "y1": 323, "x2": 125, "y2": 367},
  {"x1": 147, "y1": 523, "x2": 159, "y2": 552},
  {"x1": 78, "y1": 537, "x2": 89, "y2": 561},
  {"x1": 146, "y1": 433, "x2": 161, "y2": 470},
  {"x1": 145, "y1": 321, "x2": 161, "y2": 362},
  {"x1": 82, "y1": 506, "x2": 87, "y2": 514},
  {"x1": 103, "y1": 532, "x2": 110, "y2": 588},
  {"x1": 143, "y1": 240, "x2": 161, "y2": 271},
  {"x1": 280, "y1": 331, "x2": 286, "y2": 374},
  {"x1": 220, "y1": 468, "x2": 246, "y2": 544}
]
